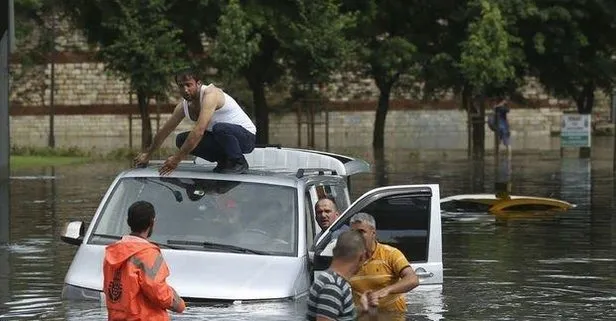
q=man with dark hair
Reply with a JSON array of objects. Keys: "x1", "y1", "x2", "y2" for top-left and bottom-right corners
[
  {"x1": 314, "y1": 196, "x2": 351, "y2": 242},
  {"x1": 306, "y1": 230, "x2": 374, "y2": 321},
  {"x1": 103, "y1": 201, "x2": 185, "y2": 320},
  {"x1": 134, "y1": 69, "x2": 257, "y2": 174}
]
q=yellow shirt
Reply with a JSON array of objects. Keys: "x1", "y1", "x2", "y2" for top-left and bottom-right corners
[{"x1": 349, "y1": 242, "x2": 411, "y2": 312}]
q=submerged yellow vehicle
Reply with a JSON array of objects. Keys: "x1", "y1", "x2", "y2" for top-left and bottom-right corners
[{"x1": 440, "y1": 193, "x2": 576, "y2": 216}]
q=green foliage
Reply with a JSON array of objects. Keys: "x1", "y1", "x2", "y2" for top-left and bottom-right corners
[
  {"x1": 283, "y1": 0, "x2": 357, "y2": 85},
  {"x1": 95, "y1": 0, "x2": 188, "y2": 98},
  {"x1": 344, "y1": 0, "x2": 419, "y2": 89},
  {"x1": 516, "y1": 0, "x2": 616, "y2": 111},
  {"x1": 365, "y1": 36, "x2": 417, "y2": 89},
  {"x1": 10, "y1": 0, "x2": 55, "y2": 104},
  {"x1": 10, "y1": 155, "x2": 90, "y2": 169},
  {"x1": 9, "y1": 145, "x2": 178, "y2": 160},
  {"x1": 460, "y1": 0, "x2": 515, "y2": 92},
  {"x1": 11, "y1": 145, "x2": 90, "y2": 157},
  {"x1": 211, "y1": 0, "x2": 356, "y2": 87},
  {"x1": 210, "y1": 0, "x2": 262, "y2": 77}
]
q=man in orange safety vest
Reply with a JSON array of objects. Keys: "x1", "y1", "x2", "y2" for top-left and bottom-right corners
[{"x1": 103, "y1": 201, "x2": 185, "y2": 320}]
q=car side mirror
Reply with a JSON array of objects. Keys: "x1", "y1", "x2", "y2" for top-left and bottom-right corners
[{"x1": 61, "y1": 221, "x2": 85, "y2": 246}]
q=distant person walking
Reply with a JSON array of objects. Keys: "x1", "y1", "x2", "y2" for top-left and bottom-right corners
[{"x1": 488, "y1": 96, "x2": 511, "y2": 157}]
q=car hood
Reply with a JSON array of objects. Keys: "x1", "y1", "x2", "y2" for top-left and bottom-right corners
[{"x1": 64, "y1": 244, "x2": 309, "y2": 301}]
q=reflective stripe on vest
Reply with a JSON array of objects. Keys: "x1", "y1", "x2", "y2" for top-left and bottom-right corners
[{"x1": 129, "y1": 254, "x2": 164, "y2": 279}]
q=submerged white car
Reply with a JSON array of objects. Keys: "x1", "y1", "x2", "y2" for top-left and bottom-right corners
[{"x1": 61, "y1": 147, "x2": 443, "y2": 302}]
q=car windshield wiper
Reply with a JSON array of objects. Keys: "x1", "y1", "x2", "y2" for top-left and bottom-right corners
[
  {"x1": 91, "y1": 233, "x2": 182, "y2": 249},
  {"x1": 167, "y1": 239, "x2": 271, "y2": 255}
]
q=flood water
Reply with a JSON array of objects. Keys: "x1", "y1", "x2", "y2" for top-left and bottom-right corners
[{"x1": 1, "y1": 141, "x2": 616, "y2": 320}]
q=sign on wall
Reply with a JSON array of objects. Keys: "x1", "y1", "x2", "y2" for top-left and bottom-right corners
[{"x1": 561, "y1": 114, "x2": 591, "y2": 148}]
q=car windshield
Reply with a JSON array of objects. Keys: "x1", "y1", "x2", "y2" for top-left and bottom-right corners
[{"x1": 89, "y1": 177, "x2": 298, "y2": 256}]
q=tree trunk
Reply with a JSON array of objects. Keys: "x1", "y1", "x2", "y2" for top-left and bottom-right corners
[
  {"x1": 373, "y1": 146, "x2": 387, "y2": 187},
  {"x1": 373, "y1": 87, "x2": 392, "y2": 149},
  {"x1": 243, "y1": 37, "x2": 278, "y2": 146},
  {"x1": 575, "y1": 82, "x2": 594, "y2": 158},
  {"x1": 247, "y1": 77, "x2": 268, "y2": 144},
  {"x1": 471, "y1": 157, "x2": 485, "y2": 193},
  {"x1": 137, "y1": 90, "x2": 152, "y2": 149},
  {"x1": 462, "y1": 85, "x2": 472, "y2": 158},
  {"x1": 471, "y1": 95, "x2": 486, "y2": 159},
  {"x1": 576, "y1": 82, "x2": 595, "y2": 114}
]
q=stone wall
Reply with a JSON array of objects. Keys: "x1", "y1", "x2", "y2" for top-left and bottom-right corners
[
  {"x1": 270, "y1": 108, "x2": 562, "y2": 150},
  {"x1": 9, "y1": 107, "x2": 565, "y2": 152},
  {"x1": 8, "y1": 17, "x2": 613, "y2": 152},
  {"x1": 10, "y1": 62, "x2": 146, "y2": 106}
]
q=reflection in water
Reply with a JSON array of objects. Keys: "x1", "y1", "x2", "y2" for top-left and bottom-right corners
[
  {"x1": 495, "y1": 156, "x2": 512, "y2": 193},
  {"x1": 471, "y1": 158, "x2": 486, "y2": 193},
  {"x1": 1, "y1": 172, "x2": 9, "y2": 316},
  {"x1": 0, "y1": 244, "x2": 9, "y2": 316},
  {"x1": 0, "y1": 149, "x2": 615, "y2": 320},
  {"x1": 560, "y1": 158, "x2": 591, "y2": 209},
  {"x1": 1, "y1": 173, "x2": 9, "y2": 243}
]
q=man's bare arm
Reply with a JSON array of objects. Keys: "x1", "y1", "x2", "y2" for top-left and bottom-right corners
[
  {"x1": 383, "y1": 266, "x2": 419, "y2": 295},
  {"x1": 145, "y1": 103, "x2": 185, "y2": 154},
  {"x1": 367, "y1": 265, "x2": 419, "y2": 306},
  {"x1": 174, "y1": 86, "x2": 222, "y2": 159}
]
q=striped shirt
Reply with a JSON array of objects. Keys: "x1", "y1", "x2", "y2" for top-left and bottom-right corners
[
  {"x1": 349, "y1": 242, "x2": 411, "y2": 312},
  {"x1": 306, "y1": 269, "x2": 356, "y2": 321}
]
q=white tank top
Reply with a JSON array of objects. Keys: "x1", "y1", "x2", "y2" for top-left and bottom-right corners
[{"x1": 182, "y1": 84, "x2": 257, "y2": 134}]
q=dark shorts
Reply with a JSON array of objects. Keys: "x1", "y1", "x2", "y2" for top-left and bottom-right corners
[{"x1": 176, "y1": 123, "x2": 256, "y2": 162}]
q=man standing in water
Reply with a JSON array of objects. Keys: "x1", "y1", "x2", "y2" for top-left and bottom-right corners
[
  {"x1": 103, "y1": 201, "x2": 185, "y2": 320},
  {"x1": 348, "y1": 212, "x2": 419, "y2": 318},
  {"x1": 488, "y1": 96, "x2": 512, "y2": 158},
  {"x1": 134, "y1": 69, "x2": 257, "y2": 174},
  {"x1": 306, "y1": 230, "x2": 374, "y2": 321}
]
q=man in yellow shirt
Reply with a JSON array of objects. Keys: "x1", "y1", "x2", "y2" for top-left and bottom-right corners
[{"x1": 348, "y1": 212, "x2": 419, "y2": 315}]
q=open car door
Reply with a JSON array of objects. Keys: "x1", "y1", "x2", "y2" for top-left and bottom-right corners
[{"x1": 311, "y1": 185, "x2": 443, "y2": 286}]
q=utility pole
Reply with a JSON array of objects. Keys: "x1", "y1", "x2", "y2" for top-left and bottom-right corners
[
  {"x1": 612, "y1": 91, "x2": 616, "y2": 172},
  {"x1": 48, "y1": 3, "x2": 56, "y2": 148},
  {"x1": 1, "y1": 0, "x2": 15, "y2": 244}
]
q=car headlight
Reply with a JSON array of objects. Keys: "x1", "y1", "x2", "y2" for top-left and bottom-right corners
[{"x1": 62, "y1": 284, "x2": 104, "y2": 302}]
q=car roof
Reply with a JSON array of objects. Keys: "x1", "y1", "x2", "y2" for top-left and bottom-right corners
[
  {"x1": 119, "y1": 163, "x2": 303, "y2": 187},
  {"x1": 118, "y1": 146, "x2": 371, "y2": 188}
]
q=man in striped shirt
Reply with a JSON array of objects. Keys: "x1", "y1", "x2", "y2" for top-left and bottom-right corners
[{"x1": 307, "y1": 230, "x2": 372, "y2": 321}]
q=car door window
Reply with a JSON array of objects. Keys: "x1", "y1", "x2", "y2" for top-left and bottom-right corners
[
  {"x1": 331, "y1": 184, "x2": 350, "y2": 212},
  {"x1": 315, "y1": 183, "x2": 348, "y2": 212},
  {"x1": 305, "y1": 191, "x2": 315, "y2": 247},
  {"x1": 360, "y1": 194, "x2": 431, "y2": 263}
]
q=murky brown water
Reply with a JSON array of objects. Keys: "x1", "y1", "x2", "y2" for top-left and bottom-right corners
[{"x1": 1, "y1": 141, "x2": 616, "y2": 320}]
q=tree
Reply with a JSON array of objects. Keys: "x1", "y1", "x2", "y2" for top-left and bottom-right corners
[
  {"x1": 341, "y1": 0, "x2": 419, "y2": 149},
  {"x1": 11, "y1": 0, "x2": 68, "y2": 148},
  {"x1": 11, "y1": 0, "x2": 50, "y2": 106},
  {"x1": 414, "y1": 0, "x2": 523, "y2": 157},
  {"x1": 460, "y1": 1, "x2": 515, "y2": 93},
  {"x1": 61, "y1": 0, "x2": 189, "y2": 149},
  {"x1": 282, "y1": 0, "x2": 356, "y2": 87},
  {"x1": 517, "y1": 0, "x2": 616, "y2": 114},
  {"x1": 207, "y1": 0, "x2": 355, "y2": 144},
  {"x1": 459, "y1": 0, "x2": 516, "y2": 157}
]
